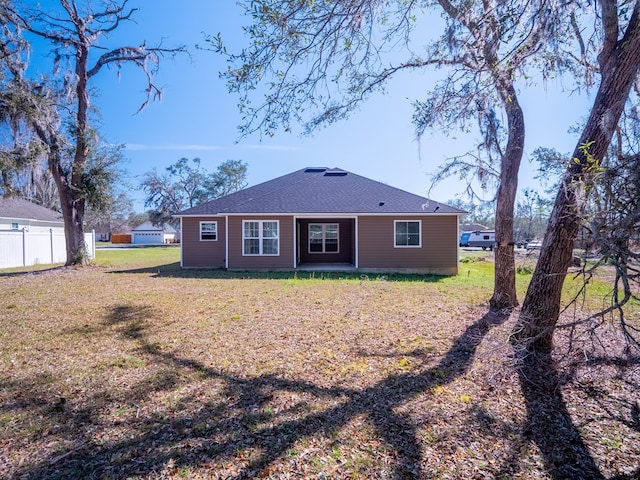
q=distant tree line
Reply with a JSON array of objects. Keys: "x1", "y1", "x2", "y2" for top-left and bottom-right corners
[
  {"x1": 450, "y1": 186, "x2": 552, "y2": 243},
  {"x1": 140, "y1": 158, "x2": 248, "y2": 230}
]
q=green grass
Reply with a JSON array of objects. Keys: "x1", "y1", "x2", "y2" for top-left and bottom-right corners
[
  {"x1": 93, "y1": 246, "x2": 180, "y2": 269},
  {"x1": 7, "y1": 246, "x2": 636, "y2": 317},
  {"x1": 93, "y1": 246, "x2": 636, "y2": 314}
]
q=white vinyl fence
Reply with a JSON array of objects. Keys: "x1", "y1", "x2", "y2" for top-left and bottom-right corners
[{"x1": 0, "y1": 229, "x2": 95, "y2": 269}]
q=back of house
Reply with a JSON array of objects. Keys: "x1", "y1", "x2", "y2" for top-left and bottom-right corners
[{"x1": 175, "y1": 167, "x2": 466, "y2": 275}]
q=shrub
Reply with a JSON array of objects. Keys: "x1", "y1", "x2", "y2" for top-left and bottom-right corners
[{"x1": 516, "y1": 264, "x2": 534, "y2": 275}]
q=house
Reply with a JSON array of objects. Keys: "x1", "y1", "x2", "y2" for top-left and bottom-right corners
[
  {"x1": 93, "y1": 221, "x2": 134, "y2": 242},
  {"x1": 0, "y1": 197, "x2": 77, "y2": 268},
  {"x1": 0, "y1": 196, "x2": 63, "y2": 233},
  {"x1": 93, "y1": 223, "x2": 112, "y2": 242},
  {"x1": 131, "y1": 221, "x2": 178, "y2": 244},
  {"x1": 175, "y1": 167, "x2": 465, "y2": 275}
]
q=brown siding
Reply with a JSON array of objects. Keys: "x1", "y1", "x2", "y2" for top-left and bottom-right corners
[
  {"x1": 182, "y1": 214, "x2": 458, "y2": 274},
  {"x1": 358, "y1": 215, "x2": 458, "y2": 275},
  {"x1": 181, "y1": 217, "x2": 226, "y2": 268},
  {"x1": 228, "y1": 216, "x2": 294, "y2": 269},
  {"x1": 298, "y1": 218, "x2": 354, "y2": 264}
]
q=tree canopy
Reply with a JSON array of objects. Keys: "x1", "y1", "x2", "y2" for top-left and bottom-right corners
[
  {"x1": 141, "y1": 158, "x2": 248, "y2": 228},
  {"x1": 0, "y1": 0, "x2": 185, "y2": 265},
  {"x1": 215, "y1": 0, "x2": 565, "y2": 138},
  {"x1": 213, "y1": 0, "x2": 574, "y2": 310},
  {"x1": 215, "y1": 0, "x2": 640, "y2": 349}
]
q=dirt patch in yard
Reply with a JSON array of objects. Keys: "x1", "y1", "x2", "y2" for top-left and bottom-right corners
[{"x1": 0, "y1": 265, "x2": 638, "y2": 479}]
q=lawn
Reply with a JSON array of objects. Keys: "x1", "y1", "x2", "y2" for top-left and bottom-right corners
[{"x1": 0, "y1": 248, "x2": 638, "y2": 479}]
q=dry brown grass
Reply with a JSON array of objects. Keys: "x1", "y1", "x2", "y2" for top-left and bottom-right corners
[{"x1": 0, "y1": 254, "x2": 638, "y2": 479}]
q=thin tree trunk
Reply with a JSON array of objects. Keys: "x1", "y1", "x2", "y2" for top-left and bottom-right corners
[
  {"x1": 513, "y1": 2, "x2": 640, "y2": 351},
  {"x1": 490, "y1": 78, "x2": 525, "y2": 310}
]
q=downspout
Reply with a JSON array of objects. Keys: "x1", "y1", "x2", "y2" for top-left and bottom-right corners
[
  {"x1": 50, "y1": 228, "x2": 54, "y2": 263},
  {"x1": 354, "y1": 217, "x2": 359, "y2": 269},
  {"x1": 457, "y1": 215, "x2": 461, "y2": 273},
  {"x1": 225, "y1": 216, "x2": 229, "y2": 269},
  {"x1": 293, "y1": 216, "x2": 297, "y2": 269},
  {"x1": 180, "y1": 217, "x2": 183, "y2": 267}
]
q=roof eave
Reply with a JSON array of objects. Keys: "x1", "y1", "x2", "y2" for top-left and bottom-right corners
[{"x1": 175, "y1": 211, "x2": 464, "y2": 217}]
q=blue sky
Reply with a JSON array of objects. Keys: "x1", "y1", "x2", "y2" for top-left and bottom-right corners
[{"x1": 32, "y1": 1, "x2": 593, "y2": 211}]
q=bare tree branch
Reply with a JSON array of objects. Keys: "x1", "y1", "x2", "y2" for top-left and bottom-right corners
[{"x1": 0, "y1": 0, "x2": 186, "y2": 265}]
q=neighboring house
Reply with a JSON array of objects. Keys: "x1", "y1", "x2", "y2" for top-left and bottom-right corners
[
  {"x1": 93, "y1": 223, "x2": 112, "y2": 242},
  {"x1": 0, "y1": 196, "x2": 63, "y2": 233},
  {"x1": 93, "y1": 221, "x2": 134, "y2": 242},
  {"x1": 175, "y1": 167, "x2": 465, "y2": 275},
  {"x1": 131, "y1": 221, "x2": 178, "y2": 244},
  {"x1": 0, "y1": 197, "x2": 94, "y2": 268}
]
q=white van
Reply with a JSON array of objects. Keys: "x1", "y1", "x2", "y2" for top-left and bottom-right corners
[{"x1": 467, "y1": 230, "x2": 495, "y2": 250}]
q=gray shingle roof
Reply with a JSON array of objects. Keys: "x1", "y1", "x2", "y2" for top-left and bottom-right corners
[
  {"x1": 176, "y1": 167, "x2": 464, "y2": 216},
  {"x1": 0, "y1": 197, "x2": 63, "y2": 222}
]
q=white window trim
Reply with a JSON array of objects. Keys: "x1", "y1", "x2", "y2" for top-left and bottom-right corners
[
  {"x1": 10, "y1": 222, "x2": 19, "y2": 230},
  {"x1": 242, "y1": 220, "x2": 280, "y2": 256},
  {"x1": 308, "y1": 223, "x2": 339, "y2": 254},
  {"x1": 199, "y1": 221, "x2": 218, "y2": 241},
  {"x1": 394, "y1": 220, "x2": 422, "y2": 248}
]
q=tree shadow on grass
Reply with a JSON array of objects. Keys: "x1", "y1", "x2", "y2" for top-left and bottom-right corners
[
  {"x1": 514, "y1": 348, "x2": 640, "y2": 480},
  {"x1": 8, "y1": 306, "x2": 509, "y2": 479},
  {"x1": 573, "y1": 355, "x2": 640, "y2": 436},
  {"x1": 0, "y1": 265, "x2": 67, "y2": 277},
  {"x1": 9, "y1": 305, "x2": 633, "y2": 479}
]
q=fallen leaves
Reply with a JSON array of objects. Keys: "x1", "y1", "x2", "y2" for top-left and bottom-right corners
[{"x1": 0, "y1": 265, "x2": 638, "y2": 479}]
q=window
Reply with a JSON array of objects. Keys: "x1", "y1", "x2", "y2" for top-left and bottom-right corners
[
  {"x1": 395, "y1": 220, "x2": 421, "y2": 247},
  {"x1": 243, "y1": 220, "x2": 279, "y2": 256},
  {"x1": 309, "y1": 223, "x2": 339, "y2": 253},
  {"x1": 200, "y1": 221, "x2": 217, "y2": 241},
  {"x1": 10, "y1": 222, "x2": 19, "y2": 230}
]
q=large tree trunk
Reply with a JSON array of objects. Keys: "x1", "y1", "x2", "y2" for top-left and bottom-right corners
[
  {"x1": 39, "y1": 127, "x2": 90, "y2": 266},
  {"x1": 3, "y1": 1, "x2": 181, "y2": 267},
  {"x1": 513, "y1": 2, "x2": 640, "y2": 351},
  {"x1": 56, "y1": 178, "x2": 89, "y2": 266},
  {"x1": 62, "y1": 38, "x2": 91, "y2": 267},
  {"x1": 490, "y1": 78, "x2": 525, "y2": 310},
  {"x1": 29, "y1": 139, "x2": 89, "y2": 266}
]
